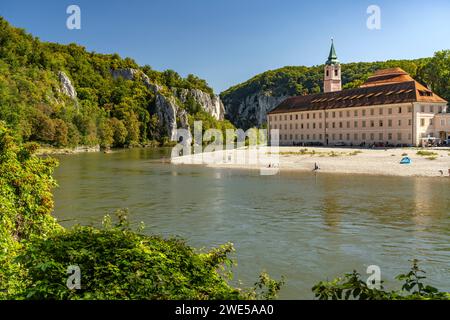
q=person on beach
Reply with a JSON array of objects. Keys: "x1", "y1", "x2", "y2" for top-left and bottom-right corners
[{"x1": 313, "y1": 163, "x2": 320, "y2": 171}]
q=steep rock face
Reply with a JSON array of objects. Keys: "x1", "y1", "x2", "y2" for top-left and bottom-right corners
[
  {"x1": 223, "y1": 92, "x2": 289, "y2": 129},
  {"x1": 154, "y1": 94, "x2": 191, "y2": 145},
  {"x1": 111, "y1": 68, "x2": 163, "y2": 93},
  {"x1": 175, "y1": 88, "x2": 225, "y2": 120},
  {"x1": 111, "y1": 68, "x2": 139, "y2": 81},
  {"x1": 58, "y1": 71, "x2": 77, "y2": 100}
]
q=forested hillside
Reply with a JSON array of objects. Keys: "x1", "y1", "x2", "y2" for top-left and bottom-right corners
[
  {"x1": 221, "y1": 52, "x2": 450, "y2": 129},
  {"x1": 0, "y1": 17, "x2": 233, "y2": 148}
]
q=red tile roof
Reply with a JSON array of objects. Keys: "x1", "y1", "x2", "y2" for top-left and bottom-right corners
[{"x1": 268, "y1": 68, "x2": 447, "y2": 115}]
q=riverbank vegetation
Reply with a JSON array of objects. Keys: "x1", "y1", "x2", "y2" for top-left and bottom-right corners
[
  {"x1": 313, "y1": 260, "x2": 450, "y2": 300},
  {"x1": 0, "y1": 17, "x2": 233, "y2": 151},
  {"x1": 0, "y1": 123, "x2": 281, "y2": 300}
]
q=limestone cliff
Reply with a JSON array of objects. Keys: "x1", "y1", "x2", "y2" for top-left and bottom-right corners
[
  {"x1": 174, "y1": 88, "x2": 225, "y2": 120},
  {"x1": 58, "y1": 71, "x2": 77, "y2": 100},
  {"x1": 111, "y1": 68, "x2": 224, "y2": 141},
  {"x1": 222, "y1": 91, "x2": 289, "y2": 129}
]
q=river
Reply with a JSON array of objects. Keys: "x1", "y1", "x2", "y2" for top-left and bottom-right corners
[{"x1": 52, "y1": 148, "x2": 450, "y2": 299}]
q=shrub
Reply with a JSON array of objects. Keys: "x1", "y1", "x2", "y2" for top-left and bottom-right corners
[{"x1": 312, "y1": 260, "x2": 450, "y2": 300}]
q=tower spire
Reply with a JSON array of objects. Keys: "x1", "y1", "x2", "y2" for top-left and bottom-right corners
[
  {"x1": 324, "y1": 38, "x2": 341, "y2": 92},
  {"x1": 326, "y1": 38, "x2": 339, "y2": 65}
]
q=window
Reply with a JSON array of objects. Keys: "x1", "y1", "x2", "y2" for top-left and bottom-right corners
[
  {"x1": 354, "y1": 110, "x2": 358, "y2": 116},
  {"x1": 371, "y1": 120, "x2": 375, "y2": 127},
  {"x1": 370, "y1": 109, "x2": 374, "y2": 116},
  {"x1": 313, "y1": 123, "x2": 316, "y2": 129},
  {"x1": 388, "y1": 108, "x2": 392, "y2": 115},
  {"x1": 284, "y1": 134, "x2": 287, "y2": 140},
  {"x1": 334, "y1": 69, "x2": 338, "y2": 76},
  {"x1": 408, "y1": 119, "x2": 412, "y2": 126},
  {"x1": 290, "y1": 124, "x2": 292, "y2": 129},
  {"x1": 307, "y1": 123, "x2": 310, "y2": 129},
  {"x1": 332, "y1": 122, "x2": 336, "y2": 128},
  {"x1": 398, "y1": 107, "x2": 402, "y2": 114},
  {"x1": 307, "y1": 113, "x2": 310, "y2": 119},
  {"x1": 319, "y1": 134, "x2": 323, "y2": 140},
  {"x1": 362, "y1": 133, "x2": 366, "y2": 140},
  {"x1": 388, "y1": 133, "x2": 393, "y2": 140},
  {"x1": 313, "y1": 113, "x2": 316, "y2": 119},
  {"x1": 295, "y1": 114, "x2": 298, "y2": 120},
  {"x1": 295, "y1": 134, "x2": 298, "y2": 140},
  {"x1": 408, "y1": 106, "x2": 412, "y2": 113},
  {"x1": 290, "y1": 115, "x2": 292, "y2": 120},
  {"x1": 307, "y1": 134, "x2": 310, "y2": 140},
  {"x1": 339, "y1": 134, "x2": 343, "y2": 140},
  {"x1": 354, "y1": 121, "x2": 358, "y2": 128},
  {"x1": 388, "y1": 120, "x2": 392, "y2": 127},
  {"x1": 285, "y1": 115, "x2": 287, "y2": 120},
  {"x1": 346, "y1": 111, "x2": 350, "y2": 117},
  {"x1": 397, "y1": 133, "x2": 402, "y2": 141},
  {"x1": 379, "y1": 120, "x2": 383, "y2": 127},
  {"x1": 301, "y1": 134, "x2": 304, "y2": 140},
  {"x1": 319, "y1": 113, "x2": 322, "y2": 119},
  {"x1": 420, "y1": 119, "x2": 425, "y2": 126},
  {"x1": 354, "y1": 133, "x2": 358, "y2": 140},
  {"x1": 332, "y1": 112, "x2": 336, "y2": 118},
  {"x1": 301, "y1": 114, "x2": 304, "y2": 120},
  {"x1": 326, "y1": 70, "x2": 329, "y2": 77},
  {"x1": 379, "y1": 108, "x2": 383, "y2": 115},
  {"x1": 346, "y1": 133, "x2": 350, "y2": 141},
  {"x1": 362, "y1": 110, "x2": 366, "y2": 116},
  {"x1": 332, "y1": 134, "x2": 336, "y2": 140},
  {"x1": 339, "y1": 122, "x2": 343, "y2": 128},
  {"x1": 290, "y1": 134, "x2": 293, "y2": 140},
  {"x1": 313, "y1": 134, "x2": 316, "y2": 140},
  {"x1": 339, "y1": 111, "x2": 343, "y2": 118},
  {"x1": 430, "y1": 106, "x2": 434, "y2": 113},
  {"x1": 295, "y1": 123, "x2": 298, "y2": 129},
  {"x1": 379, "y1": 133, "x2": 383, "y2": 140},
  {"x1": 398, "y1": 120, "x2": 401, "y2": 126},
  {"x1": 301, "y1": 124, "x2": 304, "y2": 129},
  {"x1": 284, "y1": 124, "x2": 287, "y2": 130},
  {"x1": 421, "y1": 105, "x2": 425, "y2": 112},
  {"x1": 347, "y1": 121, "x2": 350, "y2": 128},
  {"x1": 362, "y1": 121, "x2": 366, "y2": 127},
  {"x1": 370, "y1": 133, "x2": 375, "y2": 140},
  {"x1": 319, "y1": 123, "x2": 322, "y2": 129},
  {"x1": 430, "y1": 119, "x2": 433, "y2": 125}
]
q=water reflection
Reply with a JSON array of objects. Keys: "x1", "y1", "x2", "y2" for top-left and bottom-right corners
[{"x1": 52, "y1": 148, "x2": 450, "y2": 298}]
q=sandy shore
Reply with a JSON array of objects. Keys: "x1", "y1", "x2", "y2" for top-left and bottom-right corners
[{"x1": 171, "y1": 146, "x2": 450, "y2": 177}]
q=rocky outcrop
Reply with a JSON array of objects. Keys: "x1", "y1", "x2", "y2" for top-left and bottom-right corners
[
  {"x1": 155, "y1": 94, "x2": 192, "y2": 145},
  {"x1": 111, "y1": 68, "x2": 163, "y2": 94},
  {"x1": 111, "y1": 68, "x2": 139, "y2": 81},
  {"x1": 223, "y1": 91, "x2": 289, "y2": 129},
  {"x1": 58, "y1": 71, "x2": 77, "y2": 100},
  {"x1": 175, "y1": 88, "x2": 225, "y2": 120},
  {"x1": 155, "y1": 94, "x2": 178, "y2": 141}
]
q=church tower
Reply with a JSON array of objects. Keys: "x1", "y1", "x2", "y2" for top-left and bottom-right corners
[{"x1": 324, "y1": 39, "x2": 341, "y2": 93}]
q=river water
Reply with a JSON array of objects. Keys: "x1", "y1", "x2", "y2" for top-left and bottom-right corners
[{"x1": 52, "y1": 148, "x2": 450, "y2": 299}]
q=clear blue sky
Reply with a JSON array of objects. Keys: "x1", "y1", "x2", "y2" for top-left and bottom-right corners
[{"x1": 1, "y1": 0, "x2": 450, "y2": 93}]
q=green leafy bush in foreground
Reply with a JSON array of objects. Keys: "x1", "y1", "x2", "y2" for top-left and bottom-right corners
[
  {"x1": 312, "y1": 260, "x2": 450, "y2": 300},
  {"x1": 0, "y1": 122, "x2": 282, "y2": 300},
  {"x1": 13, "y1": 211, "x2": 283, "y2": 300}
]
